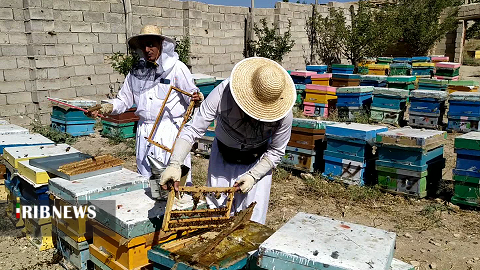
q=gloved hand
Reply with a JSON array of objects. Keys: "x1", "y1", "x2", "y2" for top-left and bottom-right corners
[
  {"x1": 233, "y1": 156, "x2": 274, "y2": 193},
  {"x1": 192, "y1": 91, "x2": 204, "y2": 108},
  {"x1": 234, "y1": 174, "x2": 255, "y2": 193},
  {"x1": 87, "y1": 103, "x2": 113, "y2": 117},
  {"x1": 159, "y1": 138, "x2": 193, "y2": 190}
]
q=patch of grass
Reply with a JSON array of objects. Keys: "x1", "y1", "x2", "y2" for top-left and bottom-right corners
[
  {"x1": 292, "y1": 106, "x2": 305, "y2": 118},
  {"x1": 351, "y1": 110, "x2": 371, "y2": 124},
  {"x1": 114, "y1": 138, "x2": 136, "y2": 159},
  {"x1": 462, "y1": 54, "x2": 480, "y2": 66},
  {"x1": 326, "y1": 108, "x2": 340, "y2": 122},
  {"x1": 31, "y1": 122, "x2": 77, "y2": 145},
  {"x1": 417, "y1": 202, "x2": 454, "y2": 230},
  {"x1": 272, "y1": 167, "x2": 290, "y2": 181},
  {"x1": 0, "y1": 204, "x2": 15, "y2": 232}
]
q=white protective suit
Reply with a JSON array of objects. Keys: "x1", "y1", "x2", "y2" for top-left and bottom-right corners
[
  {"x1": 108, "y1": 40, "x2": 199, "y2": 180},
  {"x1": 180, "y1": 78, "x2": 293, "y2": 224}
]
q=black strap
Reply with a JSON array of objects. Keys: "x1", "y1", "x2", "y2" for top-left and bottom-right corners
[{"x1": 216, "y1": 139, "x2": 268, "y2": 165}]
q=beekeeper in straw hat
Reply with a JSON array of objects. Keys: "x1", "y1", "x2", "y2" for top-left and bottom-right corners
[
  {"x1": 160, "y1": 57, "x2": 295, "y2": 224},
  {"x1": 89, "y1": 25, "x2": 202, "y2": 180}
]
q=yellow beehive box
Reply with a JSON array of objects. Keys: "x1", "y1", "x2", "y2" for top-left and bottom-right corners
[
  {"x1": 89, "y1": 220, "x2": 180, "y2": 270},
  {"x1": 50, "y1": 194, "x2": 90, "y2": 243},
  {"x1": 17, "y1": 160, "x2": 51, "y2": 184},
  {"x1": 412, "y1": 62, "x2": 435, "y2": 67},
  {"x1": 311, "y1": 78, "x2": 330, "y2": 86},
  {"x1": 3, "y1": 144, "x2": 79, "y2": 169},
  {"x1": 24, "y1": 218, "x2": 55, "y2": 251},
  {"x1": 367, "y1": 64, "x2": 389, "y2": 75},
  {"x1": 305, "y1": 91, "x2": 337, "y2": 104}
]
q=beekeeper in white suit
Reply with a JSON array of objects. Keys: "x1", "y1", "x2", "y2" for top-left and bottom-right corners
[
  {"x1": 89, "y1": 25, "x2": 202, "y2": 180},
  {"x1": 160, "y1": 57, "x2": 295, "y2": 224}
]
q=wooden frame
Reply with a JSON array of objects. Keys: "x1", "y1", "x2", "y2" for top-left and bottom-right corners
[
  {"x1": 162, "y1": 186, "x2": 236, "y2": 232},
  {"x1": 146, "y1": 86, "x2": 195, "y2": 153}
]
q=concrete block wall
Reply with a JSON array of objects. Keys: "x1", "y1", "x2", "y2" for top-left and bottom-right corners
[{"x1": 0, "y1": 0, "x2": 355, "y2": 125}]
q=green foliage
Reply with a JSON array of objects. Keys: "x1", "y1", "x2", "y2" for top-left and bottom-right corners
[
  {"x1": 462, "y1": 54, "x2": 480, "y2": 66},
  {"x1": 305, "y1": 6, "x2": 345, "y2": 65},
  {"x1": 175, "y1": 35, "x2": 191, "y2": 66},
  {"x1": 31, "y1": 122, "x2": 77, "y2": 145},
  {"x1": 248, "y1": 18, "x2": 296, "y2": 63},
  {"x1": 466, "y1": 20, "x2": 480, "y2": 40},
  {"x1": 395, "y1": 0, "x2": 462, "y2": 56},
  {"x1": 109, "y1": 51, "x2": 139, "y2": 77}
]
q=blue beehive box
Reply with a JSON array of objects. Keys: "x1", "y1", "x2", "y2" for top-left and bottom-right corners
[
  {"x1": 52, "y1": 106, "x2": 92, "y2": 122},
  {"x1": 360, "y1": 75, "x2": 387, "y2": 87},
  {"x1": 411, "y1": 56, "x2": 431, "y2": 62},
  {"x1": 447, "y1": 116, "x2": 480, "y2": 133},
  {"x1": 448, "y1": 92, "x2": 480, "y2": 118},
  {"x1": 336, "y1": 86, "x2": 373, "y2": 108},
  {"x1": 51, "y1": 118, "x2": 95, "y2": 137},
  {"x1": 193, "y1": 73, "x2": 217, "y2": 97},
  {"x1": 454, "y1": 148, "x2": 480, "y2": 178},
  {"x1": 306, "y1": 65, "x2": 328, "y2": 74},
  {"x1": 393, "y1": 57, "x2": 412, "y2": 63},
  {"x1": 331, "y1": 64, "x2": 355, "y2": 74},
  {"x1": 326, "y1": 123, "x2": 388, "y2": 144}
]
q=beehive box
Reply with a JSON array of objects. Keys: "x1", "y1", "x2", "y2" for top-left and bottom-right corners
[
  {"x1": 53, "y1": 226, "x2": 90, "y2": 270},
  {"x1": 52, "y1": 106, "x2": 93, "y2": 122},
  {"x1": 258, "y1": 213, "x2": 396, "y2": 270},
  {"x1": 288, "y1": 127, "x2": 325, "y2": 150},
  {"x1": 331, "y1": 64, "x2": 355, "y2": 74},
  {"x1": 282, "y1": 147, "x2": 319, "y2": 173},
  {"x1": 3, "y1": 144, "x2": 79, "y2": 169},
  {"x1": 306, "y1": 65, "x2": 328, "y2": 74},
  {"x1": 448, "y1": 92, "x2": 480, "y2": 118},
  {"x1": 311, "y1": 73, "x2": 332, "y2": 86},
  {"x1": 51, "y1": 118, "x2": 95, "y2": 137},
  {"x1": 451, "y1": 175, "x2": 480, "y2": 207},
  {"x1": 376, "y1": 128, "x2": 447, "y2": 150},
  {"x1": 0, "y1": 124, "x2": 29, "y2": 135},
  {"x1": 360, "y1": 75, "x2": 387, "y2": 87},
  {"x1": 0, "y1": 133, "x2": 54, "y2": 154},
  {"x1": 453, "y1": 148, "x2": 480, "y2": 179},
  {"x1": 290, "y1": 71, "x2": 317, "y2": 84},
  {"x1": 291, "y1": 118, "x2": 337, "y2": 130},
  {"x1": 367, "y1": 64, "x2": 389, "y2": 75},
  {"x1": 24, "y1": 217, "x2": 55, "y2": 251},
  {"x1": 408, "y1": 114, "x2": 443, "y2": 129},
  {"x1": 323, "y1": 155, "x2": 375, "y2": 186},
  {"x1": 454, "y1": 131, "x2": 480, "y2": 151},
  {"x1": 101, "y1": 120, "x2": 136, "y2": 139},
  {"x1": 447, "y1": 117, "x2": 480, "y2": 133},
  {"x1": 430, "y1": 56, "x2": 449, "y2": 62},
  {"x1": 327, "y1": 123, "x2": 388, "y2": 144}
]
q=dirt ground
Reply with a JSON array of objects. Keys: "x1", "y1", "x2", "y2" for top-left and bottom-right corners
[{"x1": 0, "y1": 66, "x2": 480, "y2": 270}]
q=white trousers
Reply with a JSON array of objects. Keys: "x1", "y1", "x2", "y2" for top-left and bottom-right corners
[
  {"x1": 206, "y1": 139, "x2": 272, "y2": 224},
  {"x1": 135, "y1": 119, "x2": 192, "y2": 184}
]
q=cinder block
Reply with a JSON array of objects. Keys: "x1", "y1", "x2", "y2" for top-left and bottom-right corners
[
  {"x1": 155, "y1": 0, "x2": 169, "y2": 8},
  {"x1": 170, "y1": 18, "x2": 183, "y2": 27},
  {"x1": 96, "y1": 83, "x2": 112, "y2": 96},
  {"x1": 56, "y1": 33, "x2": 79, "y2": 43},
  {"x1": 98, "y1": 33, "x2": 117, "y2": 44},
  {"x1": 16, "y1": 57, "x2": 30, "y2": 68},
  {"x1": 9, "y1": 33, "x2": 27, "y2": 45},
  {"x1": 169, "y1": 1, "x2": 183, "y2": 9},
  {"x1": 25, "y1": 7, "x2": 54, "y2": 20},
  {"x1": 208, "y1": 5, "x2": 220, "y2": 13},
  {"x1": 0, "y1": 94, "x2": 6, "y2": 105},
  {"x1": 55, "y1": 44, "x2": 73, "y2": 55},
  {"x1": 0, "y1": 20, "x2": 24, "y2": 32},
  {"x1": 45, "y1": 45, "x2": 57, "y2": 55},
  {"x1": 117, "y1": 33, "x2": 126, "y2": 43},
  {"x1": 208, "y1": 38, "x2": 220, "y2": 46},
  {"x1": 0, "y1": 8, "x2": 13, "y2": 20},
  {"x1": 69, "y1": 1, "x2": 90, "y2": 11},
  {"x1": 209, "y1": 21, "x2": 221, "y2": 30},
  {"x1": 25, "y1": 103, "x2": 37, "y2": 113},
  {"x1": 58, "y1": 66, "x2": 75, "y2": 77},
  {"x1": 70, "y1": 22, "x2": 91, "y2": 33},
  {"x1": 0, "y1": 32, "x2": 8, "y2": 44},
  {"x1": 0, "y1": 81, "x2": 26, "y2": 94},
  {"x1": 6, "y1": 92, "x2": 32, "y2": 105},
  {"x1": 0, "y1": 0, "x2": 23, "y2": 8},
  {"x1": 61, "y1": 11, "x2": 83, "y2": 21},
  {"x1": 74, "y1": 65, "x2": 95, "y2": 76},
  {"x1": 64, "y1": 55, "x2": 85, "y2": 66},
  {"x1": 53, "y1": 1, "x2": 70, "y2": 10},
  {"x1": 213, "y1": 29, "x2": 224, "y2": 38},
  {"x1": 92, "y1": 23, "x2": 111, "y2": 33},
  {"x1": 13, "y1": 8, "x2": 24, "y2": 20},
  {"x1": 90, "y1": 74, "x2": 109, "y2": 85},
  {"x1": 94, "y1": 64, "x2": 113, "y2": 74},
  {"x1": 73, "y1": 44, "x2": 94, "y2": 54},
  {"x1": 90, "y1": 2, "x2": 110, "y2": 12},
  {"x1": 71, "y1": 76, "x2": 92, "y2": 87},
  {"x1": 139, "y1": 0, "x2": 155, "y2": 6},
  {"x1": 35, "y1": 68, "x2": 48, "y2": 79},
  {"x1": 28, "y1": 32, "x2": 57, "y2": 44},
  {"x1": 110, "y1": 3, "x2": 124, "y2": 13},
  {"x1": 1, "y1": 45, "x2": 27, "y2": 56},
  {"x1": 34, "y1": 56, "x2": 59, "y2": 68},
  {"x1": 109, "y1": 73, "x2": 124, "y2": 83},
  {"x1": 75, "y1": 85, "x2": 97, "y2": 96},
  {"x1": 85, "y1": 55, "x2": 105, "y2": 65},
  {"x1": 104, "y1": 13, "x2": 123, "y2": 23},
  {"x1": 110, "y1": 23, "x2": 125, "y2": 34},
  {"x1": 24, "y1": 0, "x2": 42, "y2": 8},
  {"x1": 0, "y1": 57, "x2": 17, "y2": 68},
  {"x1": 84, "y1": 11, "x2": 104, "y2": 22},
  {"x1": 48, "y1": 87, "x2": 76, "y2": 99},
  {"x1": 78, "y1": 33, "x2": 99, "y2": 43},
  {"x1": 93, "y1": 44, "x2": 113, "y2": 53},
  {"x1": 162, "y1": 8, "x2": 176, "y2": 18},
  {"x1": 112, "y1": 44, "x2": 127, "y2": 54},
  {"x1": 47, "y1": 68, "x2": 59, "y2": 79},
  {"x1": 0, "y1": 104, "x2": 26, "y2": 117}
]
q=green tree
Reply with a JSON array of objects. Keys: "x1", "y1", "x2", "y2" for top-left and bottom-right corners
[
  {"x1": 109, "y1": 51, "x2": 139, "y2": 77},
  {"x1": 395, "y1": 0, "x2": 462, "y2": 56},
  {"x1": 175, "y1": 35, "x2": 191, "y2": 66},
  {"x1": 306, "y1": 6, "x2": 345, "y2": 65},
  {"x1": 248, "y1": 18, "x2": 296, "y2": 63}
]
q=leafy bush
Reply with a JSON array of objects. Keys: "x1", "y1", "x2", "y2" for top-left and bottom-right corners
[
  {"x1": 248, "y1": 18, "x2": 295, "y2": 63},
  {"x1": 109, "y1": 51, "x2": 139, "y2": 77},
  {"x1": 175, "y1": 35, "x2": 191, "y2": 66},
  {"x1": 31, "y1": 122, "x2": 77, "y2": 145}
]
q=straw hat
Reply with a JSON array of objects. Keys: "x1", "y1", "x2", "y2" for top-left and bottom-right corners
[
  {"x1": 230, "y1": 57, "x2": 296, "y2": 122},
  {"x1": 127, "y1": 25, "x2": 175, "y2": 49}
]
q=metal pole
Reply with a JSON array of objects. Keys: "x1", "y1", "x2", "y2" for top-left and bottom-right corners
[
  {"x1": 247, "y1": 0, "x2": 255, "y2": 57},
  {"x1": 315, "y1": 0, "x2": 318, "y2": 4}
]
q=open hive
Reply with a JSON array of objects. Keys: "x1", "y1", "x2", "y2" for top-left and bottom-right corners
[{"x1": 58, "y1": 155, "x2": 124, "y2": 176}]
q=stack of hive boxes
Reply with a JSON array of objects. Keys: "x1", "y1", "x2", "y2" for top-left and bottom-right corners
[
  {"x1": 360, "y1": 75, "x2": 387, "y2": 87},
  {"x1": 1, "y1": 131, "x2": 54, "y2": 229},
  {"x1": 447, "y1": 80, "x2": 479, "y2": 94},
  {"x1": 50, "y1": 99, "x2": 97, "y2": 137},
  {"x1": 452, "y1": 132, "x2": 480, "y2": 208},
  {"x1": 367, "y1": 64, "x2": 389, "y2": 75},
  {"x1": 295, "y1": 84, "x2": 306, "y2": 106},
  {"x1": 434, "y1": 62, "x2": 460, "y2": 81},
  {"x1": 306, "y1": 65, "x2": 328, "y2": 74},
  {"x1": 408, "y1": 90, "x2": 448, "y2": 129},
  {"x1": 370, "y1": 87, "x2": 409, "y2": 125},
  {"x1": 331, "y1": 73, "x2": 361, "y2": 87},
  {"x1": 447, "y1": 92, "x2": 480, "y2": 132},
  {"x1": 376, "y1": 128, "x2": 446, "y2": 198},
  {"x1": 418, "y1": 78, "x2": 448, "y2": 91},
  {"x1": 101, "y1": 105, "x2": 139, "y2": 139},
  {"x1": 290, "y1": 71, "x2": 316, "y2": 85},
  {"x1": 310, "y1": 73, "x2": 332, "y2": 86},
  {"x1": 331, "y1": 64, "x2": 354, "y2": 74},
  {"x1": 48, "y1": 168, "x2": 150, "y2": 270},
  {"x1": 323, "y1": 123, "x2": 388, "y2": 186},
  {"x1": 336, "y1": 86, "x2": 373, "y2": 121},
  {"x1": 281, "y1": 119, "x2": 335, "y2": 173},
  {"x1": 4, "y1": 144, "x2": 80, "y2": 253},
  {"x1": 377, "y1": 57, "x2": 393, "y2": 65},
  {"x1": 387, "y1": 76, "x2": 416, "y2": 92},
  {"x1": 303, "y1": 84, "x2": 337, "y2": 118},
  {"x1": 412, "y1": 62, "x2": 435, "y2": 77},
  {"x1": 357, "y1": 58, "x2": 376, "y2": 74}
]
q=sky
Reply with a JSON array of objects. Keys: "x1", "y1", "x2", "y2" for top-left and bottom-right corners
[{"x1": 181, "y1": 0, "x2": 355, "y2": 8}]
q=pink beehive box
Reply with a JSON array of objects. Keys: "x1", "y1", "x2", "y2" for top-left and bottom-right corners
[
  {"x1": 306, "y1": 84, "x2": 336, "y2": 94},
  {"x1": 311, "y1": 73, "x2": 333, "y2": 79},
  {"x1": 435, "y1": 62, "x2": 461, "y2": 69},
  {"x1": 434, "y1": 75, "x2": 459, "y2": 81},
  {"x1": 430, "y1": 56, "x2": 449, "y2": 62},
  {"x1": 290, "y1": 71, "x2": 317, "y2": 77}
]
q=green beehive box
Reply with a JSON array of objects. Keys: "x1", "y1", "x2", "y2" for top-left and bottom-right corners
[
  {"x1": 387, "y1": 83, "x2": 415, "y2": 90},
  {"x1": 454, "y1": 132, "x2": 480, "y2": 151},
  {"x1": 387, "y1": 76, "x2": 416, "y2": 84},
  {"x1": 452, "y1": 175, "x2": 480, "y2": 207},
  {"x1": 448, "y1": 80, "x2": 480, "y2": 87},
  {"x1": 101, "y1": 120, "x2": 136, "y2": 139}
]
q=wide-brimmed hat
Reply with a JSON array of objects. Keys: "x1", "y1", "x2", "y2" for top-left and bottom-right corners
[
  {"x1": 127, "y1": 25, "x2": 175, "y2": 49},
  {"x1": 230, "y1": 57, "x2": 296, "y2": 122}
]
